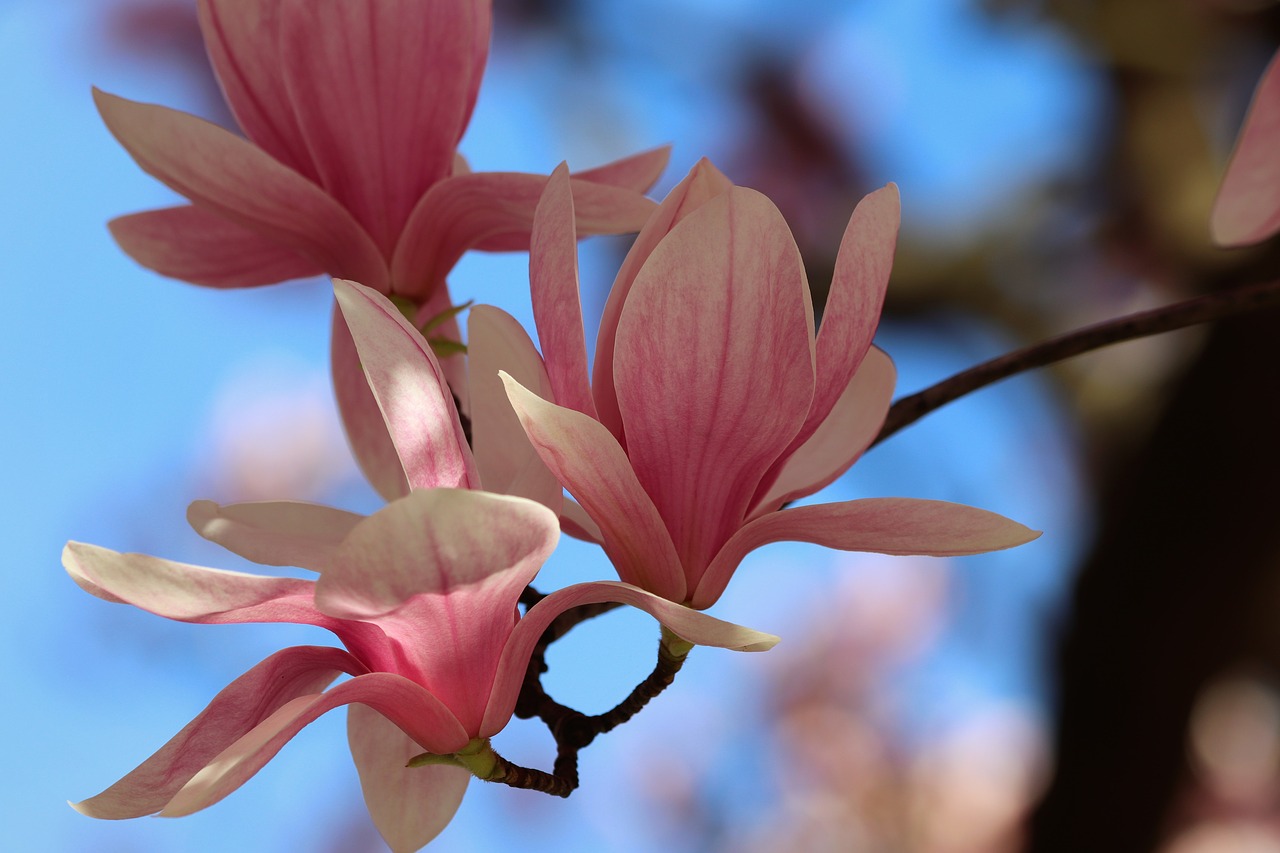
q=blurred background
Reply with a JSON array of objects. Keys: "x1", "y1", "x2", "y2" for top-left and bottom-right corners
[{"x1": 4, "y1": 0, "x2": 1280, "y2": 850}]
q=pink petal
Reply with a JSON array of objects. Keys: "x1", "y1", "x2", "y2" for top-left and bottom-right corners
[
  {"x1": 93, "y1": 89, "x2": 387, "y2": 289},
  {"x1": 317, "y1": 489, "x2": 559, "y2": 733},
  {"x1": 560, "y1": 498, "x2": 604, "y2": 544},
  {"x1": 467, "y1": 306, "x2": 562, "y2": 511},
  {"x1": 481, "y1": 580, "x2": 779, "y2": 735},
  {"x1": 161, "y1": 673, "x2": 472, "y2": 817},
  {"x1": 186, "y1": 499, "x2": 364, "y2": 573},
  {"x1": 530, "y1": 165, "x2": 598, "y2": 418},
  {"x1": 1212, "y1": 51, "x2": 1280, "y2": 246},
  {"x1": 108, "y1": 206, "x2": 322, "y2": 288},
  {"x1": 348, "y1": 704, "x2": 470, "y2": 853},
  {"x1": 593, "y1": 157, "x2": 734, "y2": 441},
  {"x1": 334, "y1": 279, "x2": 479, "y2": 492},
  {"x1": 274, "y1": 0, "x2": 490, "y2": 254},
  {"x1": 502, "y1": 374, "x2": 687, "y2": 603},
  {"x1": 72, "y1": 646, "x2": 359, "y2": 819},
  {"x1": 614, "y1": 188, "x2": 815, "y2": 585},
  {"x1": 751, "y1": 347, "x2": 896, "y2": 515},
  {"x1": 691, "y1": 498, "x2": 1042, "y2": 609},
  {"x1": 391, "y1": 172, "x2": 657, "y2": 299}
]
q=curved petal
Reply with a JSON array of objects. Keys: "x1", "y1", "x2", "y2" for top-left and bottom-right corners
[
  {"x1": 593, "y1": 158, "x2": 734, "y2": 441},
  {"x1": 467, "y1": 305, "x2": 562, "y2": 511},
  {"x1": 348, "y1": 704, "x2": 470, "y2": 853},
  {"x1": 391, "y1": 172, "x2": 657, "y2": 299},
  {"x1": 72, "y1": 646, "x2": 359, "y2": 819},
  {"x1": 108, "y1": 206, "x2": 323, "y2": 288},
  {"x1": 93, "y1": 89, "x2": 387, "y2": 289},
  {"x1": 481, "y1": 580, "x2": 779, "y2": 735},
  {"x1": 615, "y1": 188, "x2": 815, "y2": 584},
  {"x1": 334, "y1": 279, "x2": 479, "y2": 492},
  {"x1": 1212, "y1": 51, "x2": 1280, "y2": 246},
  {"x1": 692, "y1": 498, "x2": 1042, "y2": 609},
  {"x1": 187, "y1": 499, "x2": 364, "y2": 573},
  {"x1": 502, "y1": 374, "x2": 687, "y2": 603},
  {"x1": 530, "y1": 165, "x2": 598, "y2": 418},
  {"x1": 560, "y1": 498, "x2": 603, "y2": 544},
  {"x1": 161, "y1": 673, "x2": 472, "y2": 817}
]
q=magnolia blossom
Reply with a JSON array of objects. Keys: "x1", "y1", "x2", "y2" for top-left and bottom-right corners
[
  {"x1": 1211, "y1": 49, "x2": 1280, "y2": 247},
  {"x1": 499, "y1": 162, "x2": 1040, "y2": 608}
]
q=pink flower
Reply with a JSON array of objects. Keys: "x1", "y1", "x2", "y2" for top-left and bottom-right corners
[
  {"x1": 1212, "y1": 50, "x2": 1280, "y2": 247},
  {"x1": 499, "y1": 162, "x2": 1041, "y2": 608}
]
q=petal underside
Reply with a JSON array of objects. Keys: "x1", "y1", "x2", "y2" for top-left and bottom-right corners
[{"x1": 187, "y1": 499, "x2": 364, "y2": 573}]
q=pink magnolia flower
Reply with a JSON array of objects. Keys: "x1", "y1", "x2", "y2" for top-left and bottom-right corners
[
  {"x1": 499, "y1": 162, "x2": 1041, "y2": 608},
  {"x1": 65, "y1": 488, "x2": 775, "y2": 852},
  {"x1": 1211, "y1": 49, "x2": 1280, "y2": 247}
]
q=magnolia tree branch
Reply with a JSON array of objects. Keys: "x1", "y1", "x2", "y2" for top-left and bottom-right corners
[{"x1": 874, "y1": 279, "x2": 1280, "y2": 446}]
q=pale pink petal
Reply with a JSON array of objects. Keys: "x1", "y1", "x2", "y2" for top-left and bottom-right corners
[
  {"x1": 467, "y1": 305, "x2": 562, "y2": 511},
  {"x1": 108, "y1": 206, "x2": 322, "y2": 288},
  {"x1": 317, "y1": 489, "x2": 558, "y2": 733},
  {"x1": 72, "y1": 646, "x2": 359, "y2": 819},
  {"x1": 93, "y1": 89, "x2": 387, "y2": 289},
  {"x1": 530, "y1": 165, "x2": 598, "y2": 418},
  {"x1": 391, "y1": 172, "x2": 657, "y2": 299},
  {"x1": 334, "y1": 279, "x2": 479, "y2": 492},
  {"x1": 614, "y1": 188, "x2": 815, "y2": 585},
  {"x1": 348, "y1": 704, "x2": 470, "y2": 853},
  {"x1": 751, "y1": 347, "x2": 896, "y2": 516},
  {"x1": 481, "y1": 580, "x2": 779, "y2": 735},
  {"x1": 503, "y1": 374, "x2": 687, "y2": 603},
  {"x1": 593, "y1": 158, "x2": 734, "y2": 441},
  {"x1": 1212, "y1": 51, "x2": 1280, "y2": 246},
  {"x1": 161, "y1": 673, "x2": 472, "y2": 817},
  {"x1": 560, "y1": 498, "x2": 604, "y2": 544},
  {"x1": 275, "y1": 0, "x2": 489, "y2": 254},
  {"x1": 186, "y1": 499, "x2": 364, "y2": 573},
  {"x1": 691, "y1": 498, "x2": 1042, "y2": 609}
]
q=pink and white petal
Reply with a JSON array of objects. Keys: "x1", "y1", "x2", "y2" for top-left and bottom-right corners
[
  {"x1": 348, "y1": 704, "x2": 470, "y2": 853},
  {"x1": 593, "y1": 158, "x2": 735, "y2": 441},
  {"x1": 530, "y1": 165, "x2": 598, "y2": 418},
  {"x1": 503, "y1": 374, "x2": 687, "y2": 602},
  {"x1": 751, "y1": 347, "x2": 896, "y2": 516},
  {"x1": 109, "y1": 206, "x2": 323, "y2": 288},
  {"x1": 73, "y1": 646, "x2": 360, "y2": 819},
  {"x1": 94, "y1": 90, "x2": 387, "y2": 289},
  {"x1": 560, "y1": 498, "x2": 604, "y2": 544},
  {"x1": 615, "y1": 188, "x2": 815, "y2": 582},
  {"x1": 161, "y1": 673, "x2": 472, "y2": 817},
  {"x1": 467, "y1": 306, "x2": 562, "y2": 511},
  {"x1": 481, "y1": 580, "x2": 778, "y2": 735},
  {"x1": 391, "y1": 172, "x2": 656, "y2": 299},
  {"x1": 276, "y1": 0, "x2": 488, "y2": 254},
  {"x1": 1212, "y1": 51, "x2": 1280, "y2": 246},
  {"x1": 187, "y1": 499, "x2": 364, "y2": 573},
  {"x1": 334, "y1": 279, "x2": 478, "y2": 492},
  {"x1": 691, "y1": 498, "x2": 1042, "y2": 609}
]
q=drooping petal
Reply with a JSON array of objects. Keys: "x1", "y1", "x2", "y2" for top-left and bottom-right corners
[
  {"x1": 467, "y1": 306, "x2": 562, "y2": 511},
  {"x1": 334, "y1": 279, "x2": 478, "y2": 492},
  {"x1": 391, "y1": 172, "x2": 657, "y2": 298},
  {"x1": 72, "y1": 646, "x2": 359, "y2": 819},
  {"x1": 93, "y1": 90, "x2": 387, "y2": 289},
  {"x1": 275, "y1": 0, "x2": 490, "y2": 254},
  {"x1": 1212, "y1": 51, "x2": 1280, "y2": 246},
  {"x1": 161, "y1": 673, "x2": 472, "y2": 817},
  {"x1": 317, "y1": 489, "x2": 559, "y2": 733},
  {"x1": 593, "y1": 158, "x2": 734, "y2": 441},
  {"x1": 187, "y1": 499, "x2": 364, "y2": 573},
  {"x1": 481, "y1": 580, "x2": 779, "y2": 735},
  {"x1": 530, "y1": 165, "x2": 598, "y2": 418},
  {"x1": 691, "y1": 498, "x2": 1042, "y2": 609},
  {"x1": 751, "y1": 347, "x2": 896, "y2": 516},
  {"x1": 614, "y1": 188, "x2": 815, "y2": 584},
  {"x1": 108, "y1": 206, "x2": 323, "y2": 288},
  {"x1": 348, "y1": 704, "x2": 470, "y2": 853},
  {"x1": 503, "y1": 374, "x2": 687, "y2": 602}
]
